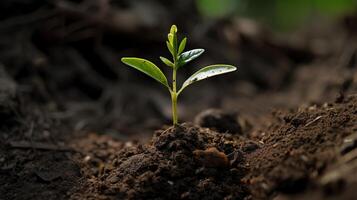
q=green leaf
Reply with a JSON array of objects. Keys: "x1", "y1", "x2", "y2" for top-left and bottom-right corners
[
  {"x1": 172, "y1": 33, "x2": 178, "y2": 57},
  {"x1": 178, "y1": 37, "x2": 187, "y2": 55},
  {"x1": 166, "y1": 41, "x2": 174, "y2": 57},
  {"x1": 168, "y1": 33, "x2": 174, "y2": 45},
  {"x1": 160, "y1": 56, "x2": 174, "y2": 68},
  {"x1": 170, "y1": 25, "x2": 177, "y2": 34},
  {"x1": 121, "y1": 57, "x2": 169, "y2": 88},
  {"x1": 178, "y1": 64, "x2": 236, "y2": 94},
  {"x1": 177, "y1": 49, "x2": 205, "y2": 68},
  {"x1": 168, "y1": 25, "x2": 178, "y2": 58}
]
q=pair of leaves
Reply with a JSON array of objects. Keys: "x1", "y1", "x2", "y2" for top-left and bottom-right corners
[
  {"x1": 166, "y1": 25, "x2": 190, "y2": 65},
  {"x1": 121, "y1": 57, "x2": 236, "y2": 94},
  {"x1": 166, "y1": 38, "x2": 187, "y2": 61},
  {"x1": 164, "y1": 25, "x2": 204, "y2": 69}
]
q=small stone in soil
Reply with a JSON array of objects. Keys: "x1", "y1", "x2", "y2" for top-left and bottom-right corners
[
  {"x1": 193, "y1": 147, "x2": 229, "y2": 168},
  {"x1": 340, "y1": 133, "x2": 357, "y2": 155},
  {"x1": 242, "y1": 141, "x2": 261, "y2": 153}
]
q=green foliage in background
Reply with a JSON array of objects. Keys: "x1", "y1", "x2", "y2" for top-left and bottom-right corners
[
  {"x1": 196, "y1": 0, "x2": 357, "y2": 30},
  {"x1": 196, "y1": 0, "x2": 238, "y2": 18}
]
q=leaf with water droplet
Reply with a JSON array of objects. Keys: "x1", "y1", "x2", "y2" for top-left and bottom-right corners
[{"x1": 178, "y1": 64, "x2": 236, "y2": 94}]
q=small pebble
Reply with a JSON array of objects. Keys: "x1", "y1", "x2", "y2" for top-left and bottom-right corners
[
  {"x1": 242, "y1": 141, "x2": 260, "y2": 153},
  {"x1": 108, "y1": 176, "x2": 120, "y2": 184},
  {"x1": 125, "y1": 141, "x2": 133, "y2": 148},
  {"x1": 193, "y1": 147, "x2": 229, "y2": 168},
  {"x1": 84, "y1": 155, "x2": 91, "y2": 162},
  {"x1": 340, "y1": 134, "x2": 357, "y2": 155}
]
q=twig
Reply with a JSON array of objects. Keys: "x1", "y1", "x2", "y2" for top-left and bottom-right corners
[{"x1": 305, "y1": 116, "x2": 322, "y2": 127}]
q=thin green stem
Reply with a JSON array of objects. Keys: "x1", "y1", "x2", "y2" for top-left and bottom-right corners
[
  {"x1": 171, "y1": 92, "x2": 178, "y2": 125},
  {"x1": 171, "y1": 68, "x2": 178, "y2": 125},
  {"x1": 170, "y1": 33, "x2": 179, "y2": 126}
]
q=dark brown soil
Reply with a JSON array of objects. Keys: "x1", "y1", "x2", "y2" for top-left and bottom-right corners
[
  {"x1": 245, "y1": 96, "x2": 357, "y2": 199},
  {"x1": 74, "y1": 124, "x2": 250, "y2": 199},
  {"x1": 63, "y1": 96, "x2": 357, "y2": 200}
]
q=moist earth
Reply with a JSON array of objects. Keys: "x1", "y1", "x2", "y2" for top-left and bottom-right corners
[{"x1": 68, "y1": 96, "x2": 357, "y2": 200}]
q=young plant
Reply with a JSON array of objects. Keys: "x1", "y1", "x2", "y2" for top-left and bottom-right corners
[{"x1": 121, "y1": 25, "x2": 237, "y2": 125}]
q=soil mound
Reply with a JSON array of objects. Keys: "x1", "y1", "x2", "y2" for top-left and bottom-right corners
[
  {"x1": 78, "y1": 124, "x2": 251, "y2": 199},
  {"x1": 72, "y1": 96, "x2": 357, "y2": 200}
]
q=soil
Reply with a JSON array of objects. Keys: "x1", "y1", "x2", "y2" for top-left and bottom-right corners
[
  {"x1": 2, "y1": 89, "x2": 357, "y2": 199},
  {"x1": 67, "y1": 96, "x2": 357, "y2": 200},
  {"x1": 1, "y1": 1, "x2": 357, "y2": 199}
]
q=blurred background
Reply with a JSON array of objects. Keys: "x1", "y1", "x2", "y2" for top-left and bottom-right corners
[{"x1": 1, "y1": 0, "x2": 357, "y2": 140}]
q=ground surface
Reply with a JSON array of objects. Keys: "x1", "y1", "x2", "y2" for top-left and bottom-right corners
[
  {"x1": 70, "y1": 96, "x2": 357, "y2": 199},
  {"x1": 1, "y1": 1, "x2": 357, "y2": 199},
  {"x1": 1, "y1": 84, "x2": 357, "y2": 200}
]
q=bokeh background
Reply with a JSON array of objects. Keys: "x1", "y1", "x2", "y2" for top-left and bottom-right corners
[{"x1": 1, "y1": 0, "x2": 357, "y2": 139}]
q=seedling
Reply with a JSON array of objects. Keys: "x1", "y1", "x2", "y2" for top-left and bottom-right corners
[{"x1": 121, "y1": 25, "x2": 237, "y2": 125}]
